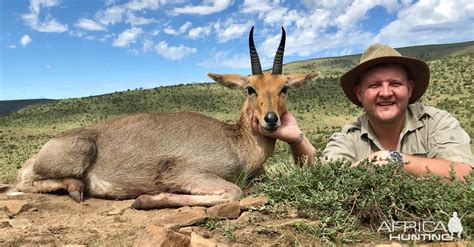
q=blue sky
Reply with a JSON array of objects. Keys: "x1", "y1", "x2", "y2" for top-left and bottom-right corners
[{"x1": 1, "y1": 0, "x2": 473, "y2": 100}]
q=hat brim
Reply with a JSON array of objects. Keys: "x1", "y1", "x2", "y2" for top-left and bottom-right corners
[{"x1": 340, "y1": 56, "x2": 430, "y2": 107}]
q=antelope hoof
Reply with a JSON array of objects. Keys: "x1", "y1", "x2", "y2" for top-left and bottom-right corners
[
  {"x1": 69, "y1": 190, "x2": 83, "y2": 203},
  {"x1": 132, "y1": 194, "x2": 173, "y2": 210},
  {"x1": 131, "y1": 195, "x2": 151, "y2": 210},
  {"x1": 63, "y1": 178, "x2": 85, "y2": 203}
]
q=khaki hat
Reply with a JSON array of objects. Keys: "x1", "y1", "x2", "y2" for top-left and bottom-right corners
[{"x1": 340, "y1": 44, "x2": 430, "y2": 107}]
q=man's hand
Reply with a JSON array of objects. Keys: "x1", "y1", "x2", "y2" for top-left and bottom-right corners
[
  {"x1": 352, "y1": 150, "x2": 391, "y2": 167},
  {"x1": 249, "y1": 110, "x2": 317, "y2": 166},
  {"x1": 249, "y1": 110, "x2": 301, "y2": 144}
]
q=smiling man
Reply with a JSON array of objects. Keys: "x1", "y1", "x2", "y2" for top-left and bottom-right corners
[
  {"x1": 322, "y1": 44, "x2": 473, "y2": 179},
  {"x1": 251, "y1": 44, "x2": 473, "y2": 180}
]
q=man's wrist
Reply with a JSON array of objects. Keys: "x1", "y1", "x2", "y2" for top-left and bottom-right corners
[
  {"x1": 288, "y1": 132, "x2": 305, "y2": 147},
  {"x1": 387, "y1": 150, "x2": 404, "y2": 165}
]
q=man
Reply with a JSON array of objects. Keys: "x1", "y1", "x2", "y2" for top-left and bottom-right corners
[{"x1": 250, "y1": 44, "x2": 473, "y2": 180}]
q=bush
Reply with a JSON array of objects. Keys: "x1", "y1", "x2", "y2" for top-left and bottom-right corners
[{"x1": 255, "y1": 158, "x2": 473, "y2": 243}]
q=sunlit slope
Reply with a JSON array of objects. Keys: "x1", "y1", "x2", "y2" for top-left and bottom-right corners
[{"x1": 0, "y1": 41, "x2": 472, "y2": 181}]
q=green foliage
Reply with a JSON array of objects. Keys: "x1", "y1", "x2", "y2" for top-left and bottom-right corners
[
  {"x1": 255, "y1": 157, "x2": 474, "y2": 243},
  {"x1": 203, "y1": 219, "x2": 238, "y2": 241}
]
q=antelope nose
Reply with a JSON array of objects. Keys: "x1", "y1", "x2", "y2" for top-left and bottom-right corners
[{"x1": 264, "y1": 112, "x2": 279, "y2": 127}]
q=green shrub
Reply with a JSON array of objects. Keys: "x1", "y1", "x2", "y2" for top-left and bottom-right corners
[{"x1": 255, "y1": 158, "x2": 473, "y2": 243}]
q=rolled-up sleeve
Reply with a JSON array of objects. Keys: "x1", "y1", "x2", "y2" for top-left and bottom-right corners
[
  {"x1": 322, "y1": 131, "x2": 358, "y2": 163},
  {"x1": 427, "y1": 110, "x2": 474, "y2": 167}
]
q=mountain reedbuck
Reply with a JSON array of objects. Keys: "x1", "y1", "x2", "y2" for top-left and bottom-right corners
[{"x1": 16, "y1": 27, "x2": 319, "y2": 209}]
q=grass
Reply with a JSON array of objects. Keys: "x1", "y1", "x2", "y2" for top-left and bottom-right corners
[
  {"x1": 254, "y1": 155, "x2": 474, "y2": 243},
  {"x1": 203, "y1": 219, "x2": 238, "y2": 242}
]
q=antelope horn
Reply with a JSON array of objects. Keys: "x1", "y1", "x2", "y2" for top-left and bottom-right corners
[
  {"x1": 249, "y1": 26, "x2": 262, "y2": 75},
  {"x1": 271, "y1": 27, "x2": 286, "y2": 75}
]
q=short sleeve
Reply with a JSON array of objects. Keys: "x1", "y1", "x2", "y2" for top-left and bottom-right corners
[
  {"x1": 427, "y1": 110, "x2": 474, "y2": 167},
  {"x1": 322, "y1": 131, "x2": 358, "y2": 163}
]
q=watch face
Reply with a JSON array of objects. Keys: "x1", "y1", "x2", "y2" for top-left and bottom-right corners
[{"x1": 388, "y1": 151, "x2": 403, "y2": 164}]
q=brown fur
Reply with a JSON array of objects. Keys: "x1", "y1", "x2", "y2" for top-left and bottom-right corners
[{"x1": 16, "y1": 71, "x2": 318, "y2": 209}]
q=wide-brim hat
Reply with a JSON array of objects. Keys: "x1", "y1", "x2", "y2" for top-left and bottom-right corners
[{"x1": 340, "y1": 44, "x2": 430, "y2": 107}]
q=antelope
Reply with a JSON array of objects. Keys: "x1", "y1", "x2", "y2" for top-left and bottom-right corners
[{"x1": 15, "y1": 27, "x2": 319, "y2": 209}]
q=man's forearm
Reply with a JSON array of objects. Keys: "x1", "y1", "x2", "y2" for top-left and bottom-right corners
[
  {"x1": 353, "y1": 150, "x2": 472, "y2": 180},
  {"x1": 290, "y1": 137, "x2": 316, "y2": 166},
  {"x1": 403, "y1": 155, "x2": 472, "y2": 180}
]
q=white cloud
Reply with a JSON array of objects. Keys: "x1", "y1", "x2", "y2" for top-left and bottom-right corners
[
  {"x1": 300, "y1": 0, "x2": 351, "y2": 10},
  {"x1": 294, "y1": 8, "x2": 331, "y2": 31},
  {"x1": 164, "y1": 27, "x2": 177, "y2": 35},
  {"x1": 237, "y1": 0, "x2": 413, "y2": 59},
  {"x1": 21, "y1": 0, "x2": 68, "y2": 33},
  {"x1": 288, "y1": 29, "x2": 373, "y2": 57},
  {"x1": 17, "y1": 0, "x2": 473, "y2": 67},
  {"x1": 20, "y1": 35, "x2": 32, "y2": 47},
  {"x1": 142, "y1": 39, "x2": 154, "y2": 52},
  {"x1": 374, "y1": 0, "x2": 474, "y2": 46},
  {"x1": 113, "y1": 27, "x2": 143, "y2": 47},
  {"x1": 214, "y1": 19, "x2": 253, "y2": 43},
  {"x1": 263, "y1": 7, "x2": 288, "y2": 25},
  {"x1": 126, "y1": 0, "x2": 164, "y2": 11},
  {"x1": 125, "y1": 12, "x2": 156, "y2": 26},
  {"x1": 335, "y1": 0, "x2": 400, "y2": 30},
  {"x1": 96, "y1": 5, "x2": 127, "y2": 25},
  {"x1": 128, "y1": 49, "x2": 140, "y2": 55},
  {"x1": 9, "y1": 45, "x2": 17, "y2": 49},
  {"x1": 75, "y1": 18, "x2": 106, "y2": 31},
  {"x1": 240, "y1": 0, "x2": 273, "y2": 14},
  {"x1": 188, "y1": 25, "x2": 212, "y2": 39},
  {"x1": 256, "y1": 18, "x2": 374, "y2": 61},
  {"x1": 70, "y1": 29, "x2": 112, "y2": 42},
  {"x1": 150, "y1": 29, "x2": 160, "y2": 36},
  {"x1": 198, "y1": 51, "x2": 249, "y2": 69},
  {"x1": 172, "y1": 0, "x2": 232, "y2": 15},
  {"x1": 164, "y1": 21, "x2": 192, "y2": 36},
  {"x1": 96, "y1": 0, "x2": 166, "y2": 26},
  {"x1": 180, "y1": 22, "x2": 192, "y2": 33},
  {"x1": 105, "y1": 0, "x2": 116, "y2": 6},
  {"x1": 240, "y1": 0, "x2": 302, "y2": 28},
  {"x1": 154, "y1": 41, "x2": 197, "y2": 60},
  {"x1": 36, "y1": 19, "x2": 68, "y2": 32}
]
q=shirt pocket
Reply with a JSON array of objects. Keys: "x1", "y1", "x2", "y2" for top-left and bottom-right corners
[
  {"x1": 433, "y1": 133, "x2": 460, "y2": 145},
  {"x1": 402, "y1": 135, "x2": 428, "y2": 157},
  {"x1": 429, "y1": 132, "x2": 472, "y2": 162}
]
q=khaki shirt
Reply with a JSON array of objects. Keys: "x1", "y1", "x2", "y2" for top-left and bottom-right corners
[{"x1": 322, "y1": 103, "x2": 474, "y2": 167}]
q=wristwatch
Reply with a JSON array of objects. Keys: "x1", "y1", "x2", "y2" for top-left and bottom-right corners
[{"x1": 387, "y1": 150, "x2": 404, "y2": 165}]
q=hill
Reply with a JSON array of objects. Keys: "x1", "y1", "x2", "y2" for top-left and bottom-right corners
[
  {"x1": 0, "y1": 40, "x2": 472, "y2": 180},
  {"x1": 283, "y1": 40, "x2": 474, "y2": 77},
  {"x1": 0, "y1": 99, "x2": 57, "y2": 117}
]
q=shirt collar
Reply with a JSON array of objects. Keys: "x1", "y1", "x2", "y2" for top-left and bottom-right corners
[
  {"x1": 359, "y1": 113, "x2": 374, "y2": 141},
  {"x1": 359, "y1": 102, "x2": 427, "y2": 140},
  {"x1": 405, "y1": 102, "x2": 427, "y2": 132}
]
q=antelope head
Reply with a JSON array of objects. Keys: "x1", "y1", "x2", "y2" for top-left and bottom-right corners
[{"x1": 208, "y1": 26, "x2": 319, "y2": 132}]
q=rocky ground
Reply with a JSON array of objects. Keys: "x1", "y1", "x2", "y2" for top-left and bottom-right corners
[
  {"x1": 0, "y1": 186, "x2": 321, "y2": 246},
  {"x1": 0, "y1": 185, "x2": 470, "y2": 246}
]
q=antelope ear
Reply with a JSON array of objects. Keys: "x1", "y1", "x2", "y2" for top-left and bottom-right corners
[
  {"x1": 208, "y1": 73, "x2": 247, "y2": 89},
  {"x1": 286, "y1": 72, "x2": 320, "y2": 88}
]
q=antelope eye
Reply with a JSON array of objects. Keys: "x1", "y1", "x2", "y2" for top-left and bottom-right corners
[
  {"x1": 246, "y1": 87, "x2": 256, "y2": 95},
  {"x1": 280, "y1": 86, "x2": 288, "y2": 95}
]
